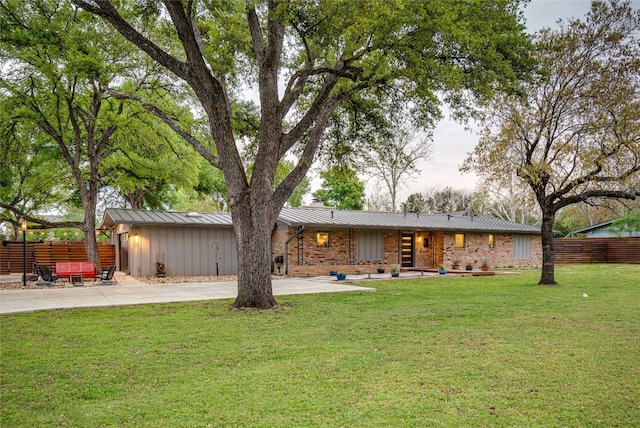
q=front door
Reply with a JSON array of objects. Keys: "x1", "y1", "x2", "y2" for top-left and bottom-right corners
[
  {"x1": 401, "y1": 233, "x2": 414, "y2": 267},
  {"x1": 119, "y1": 233, "x2": 129, "y2": 274}
]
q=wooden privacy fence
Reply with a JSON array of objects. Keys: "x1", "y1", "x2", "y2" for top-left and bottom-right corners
[
  {"x1": 0, "y1": 242, "x2": 115, "y2": 274},
  {"x1": 0, "y1": 242, "x2": 38, "y2": 275},
  {"x1": 553, "y1": 237, "x2": 640, "y2": 264}
]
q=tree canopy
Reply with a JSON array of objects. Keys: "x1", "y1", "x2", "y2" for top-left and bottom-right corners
[
  {"x1": 1, "y1": 0, "x2": 136, "y2": 263},
  {"x1": 0, "y1": 0, "x2": 209, "y2": 261}
]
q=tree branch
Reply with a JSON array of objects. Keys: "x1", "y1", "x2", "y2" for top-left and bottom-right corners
[
  {"x1": 273, "y1": 92, "x2": 348, "y2": 210},
  {"x1": 0, "y1": 203, "x2": 83, "y2": 229},
  {"x1": 246, "y1": 5, "x2": 265, "y2": 64},
  {"x1": 555, "y1": 188, "x2": 640, "y2": 211},
  {"x1": 109, "y1": 91, "x2": 220, "y2": 168},
  {"x1": 71, "y1": 0, "x2": 192, "y2": 81}
]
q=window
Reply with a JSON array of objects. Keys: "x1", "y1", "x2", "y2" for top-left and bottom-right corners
[
  {"x1": 488, "y1": 234, "x2": 495, "y2": 248},
  {"x1": 455, "y1": 233, "x2": 465, "y2": 248},
  {"x1": 357, "y1": 231, "x2": 383, "y2": 261},
  {"x1": 317, "y1": 231, "x2": 330, "y2": 247}
]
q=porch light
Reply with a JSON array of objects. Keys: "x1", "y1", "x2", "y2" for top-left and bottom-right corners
[{"x1": 133, "y1": 227, "x2": 139, "y2": 244}]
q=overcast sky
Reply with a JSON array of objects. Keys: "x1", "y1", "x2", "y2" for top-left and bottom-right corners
[{"x1": 348, "y1": 0, "x2": 639, "y2": 205}]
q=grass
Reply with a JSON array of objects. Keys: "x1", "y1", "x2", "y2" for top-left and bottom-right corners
[{"x1": 1, "y1": 264, "x2": 639, "y2": 427}]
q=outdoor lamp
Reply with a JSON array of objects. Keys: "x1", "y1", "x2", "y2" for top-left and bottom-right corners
[
  {"x1": 134, "y1": 227, "x2": 139, "y2": 244},
  {"x1": 21, "y1": 218, "x2": 27, "y2": 287}
]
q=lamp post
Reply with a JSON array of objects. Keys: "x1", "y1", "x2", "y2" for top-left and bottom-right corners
[{"x1": 21, "y1": 218, "x2": 27, "y2": 287}]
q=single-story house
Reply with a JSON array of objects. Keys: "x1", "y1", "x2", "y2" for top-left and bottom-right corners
[
  {"x1": 566, "y1": 219, "x2": 639, "y2": 238},
  {"x1": 273, "y1": 207, "x2": 541, "y2": 276},
  {"x1": 99, "y1": 207, "x2": 542, "y2": 277},
  {"x1": 565, "y1": 221, "x2": 615, "y2": 238}
]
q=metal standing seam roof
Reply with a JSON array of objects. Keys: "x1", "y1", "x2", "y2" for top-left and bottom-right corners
[
  {"x1": 99, "y1": 207, "x2": 540, "y2": 234},
  {"x1": 99, "y1": 208, "x2": 233, "y2": 228},
  {"x1": 572, "y1": 220, "x2": 614, "y2": 234},
  {"x1": 277, "y1": 208, "x2": 541, "y2": 234}
]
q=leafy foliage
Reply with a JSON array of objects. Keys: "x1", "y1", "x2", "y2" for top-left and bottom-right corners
[
  {"x1": 0, "y1": 1, "x2": 207, "y2": 254},
  {"x1": 608, "y1": 209, "x2": 640, "y2": 237},
  {"x1": 312, "y1": 165, "x2": 365, "y2": 210},
  {"x1": 1, "y1": 0, "x2": 134, "y2": 245},
  {"x1": 0, "y1": 110, "x2": 73, "y2": 226},
  {"x1": 404, "y1": 187, "x2": 475, "y2": 214}
]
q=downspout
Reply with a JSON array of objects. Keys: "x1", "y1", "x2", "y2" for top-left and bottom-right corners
[{"x1": 284, "y1": 226, "x2": 304, "y2": 275}]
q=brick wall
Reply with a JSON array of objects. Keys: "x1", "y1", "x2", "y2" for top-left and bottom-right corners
[
  {"x1": 441, "y1": 233, "x2": 542, "y2": 269},
  {"x1": 273, "y1": 227, "x2": 396, "y2": 276},
  {"x1": 271, "y1": 227, "x2": 289, "y2": 266},
  {"x1": 273, "y1": 227, "x2": 541, "y2": 276},
  {"x1": 413, "y1": 231, "x2": 439, "y2": 268}
]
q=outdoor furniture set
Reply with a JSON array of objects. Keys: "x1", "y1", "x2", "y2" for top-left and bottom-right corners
[{"x1": 33, "y1": 262, "x2": 116, "y2": 286}]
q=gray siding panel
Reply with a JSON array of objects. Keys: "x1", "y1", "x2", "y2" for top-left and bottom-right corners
[
  {"x1": 513, "y1": 235, "x2": 531, "y2": 260},
  {"x1": 197, "y1": 229, "x2": 208, "y2": 274},
  {"x1": 209, "y1": 229, "x2": 236, "y2": 274},
  {"x1": 131, "y1": 225, "x2": 237, "y2": 276},
  {"x1": 357, "y1": 230, "x2": 384, "y2": 261},
  {"x1": 166, "y1": 227, "x2": 177, "y2": 274}
]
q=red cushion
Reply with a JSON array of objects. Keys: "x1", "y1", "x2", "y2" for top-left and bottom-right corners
[{"x1": 55, "y1": 262, "x2": 96, "y2": 279}]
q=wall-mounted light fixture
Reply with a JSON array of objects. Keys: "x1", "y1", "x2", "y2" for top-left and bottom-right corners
[{"x1": 134, "y1": 227, "x2": 139, "y2": 244}]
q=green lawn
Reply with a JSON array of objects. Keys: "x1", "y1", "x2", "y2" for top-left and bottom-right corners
[{"x1": 2, "y1": 265, "x2": 639, "y2": 427}]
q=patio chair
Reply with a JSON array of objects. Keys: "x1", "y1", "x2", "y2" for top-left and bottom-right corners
[
  {"x1": 96, "y1": 263, "x2": 117, "y2": 285},
  {"x1": 35, "y1": 264, "x2": 62, "y2": 286}
]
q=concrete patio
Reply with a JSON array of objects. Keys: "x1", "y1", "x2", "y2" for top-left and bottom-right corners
[{"x1": 0, "y1": 274, "x2": 377, "y2": 314}]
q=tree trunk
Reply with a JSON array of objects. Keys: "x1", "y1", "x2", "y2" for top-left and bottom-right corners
[
  {"x1": 82, "y1": 191, "x2": 102, "y2": 271},
  {"x1": 84, "y1": 213, "x2": 100, "y2": 271},
  {"x1": 125, "y1": 190, "x2": 144, "y2": 210},
  {"x1": 231, "y1": 196, "x2": 277, "y2": 309},
  {"x1": 539, "y1": 210, "x2": 557, "y2": 285}
]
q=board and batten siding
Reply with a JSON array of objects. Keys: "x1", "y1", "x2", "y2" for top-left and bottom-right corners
[
  {"x1": 513, "y1": 235, "x2": 532, "y2": 260},
  {"x1": 357, "y1": 230, "x2": 384, "y2": 261},
  {"x1": 130, "y1": 226, "x2": 237, "y2": 276}
]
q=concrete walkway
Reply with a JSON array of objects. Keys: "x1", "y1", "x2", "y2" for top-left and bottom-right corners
[{"x1": 0, "y1": 274, "x2": 376, "y2": 314}]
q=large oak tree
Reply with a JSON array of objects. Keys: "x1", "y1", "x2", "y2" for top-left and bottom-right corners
[
  {"x1": 463, "y1": 0, "x2": 640, "y2": 285},
  {"x1": 1, "y1": 1, "x2": 126, "y2": 263},
  {"x1": 1, "y1": 1, "x2": 195, "y2": 265},
  {"x1": 73, "y1": 0, "x2": 536, "y2": 308}
]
